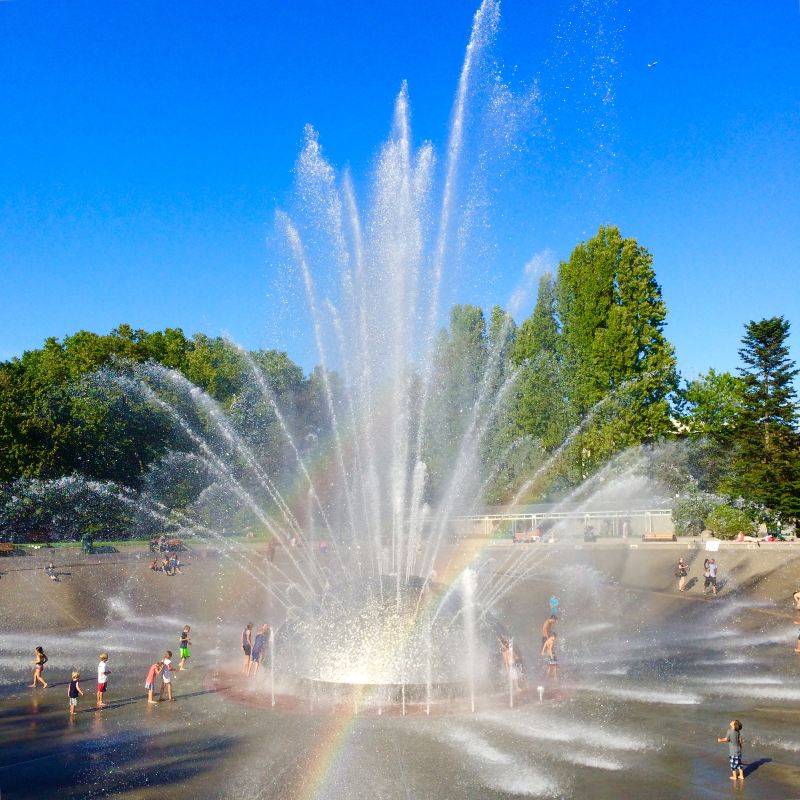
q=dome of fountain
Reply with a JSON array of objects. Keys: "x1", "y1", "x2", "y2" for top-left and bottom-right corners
[{"x1": 275, "y1": 575, "x2": 507, "y2": 700}]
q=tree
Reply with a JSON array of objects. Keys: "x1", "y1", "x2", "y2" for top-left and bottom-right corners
[
  {"x1": 681, "y1": 370, "x2": 744, "y2": 438},
  {"x1": 555, "y1": 226, "x2": 679, "y2": 475},
  {"x1": 424, "y1": 305, "x2": 488, "y2": 498},
  {"x1": 725, "y1": 317, "x2": 800, "y2": 518},
  {"x1": 511, "y1": 273, "x2": 569, "y2": 452},
  {"x1": 674, "y1": 370, "x2": 745, "y2": 493}
]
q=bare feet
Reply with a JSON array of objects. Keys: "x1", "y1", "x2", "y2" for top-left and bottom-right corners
[
  {"x1": 147, "y1": 700, "x2": 159, "y2": 704},
  {"x1": 42, "y1": 683, "x2": 48, "y2": 688}
]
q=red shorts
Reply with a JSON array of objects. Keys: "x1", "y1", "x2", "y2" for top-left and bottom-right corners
[{"x1": 97, "y1": 682, "x2": 107, "y2": 693}]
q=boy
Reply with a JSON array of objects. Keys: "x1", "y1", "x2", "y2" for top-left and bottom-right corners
[
  {"x1": 178, "y1": 625, "x2": 191, "y2": 670},
  {"x1": 96, "y1": 653, "x2": 110, "y2": 709},
  {"x1": 160, "y1": 651, "x2": 175, "y2": 701},
  {"x1": 718, "y1": 719, "x2": 745, "y2": 782}
]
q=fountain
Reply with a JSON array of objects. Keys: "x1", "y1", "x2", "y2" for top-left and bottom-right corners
[{"x1": 79, "y1": 0, "x2": 545, "y2": 713}]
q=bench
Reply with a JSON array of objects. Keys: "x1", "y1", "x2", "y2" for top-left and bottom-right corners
[
  {"x1": 0, "y1": 543, "x2": 16, "y2": 556},
  {"x1": 641, "y1": 532, "x2": 677, "y2": 542}
]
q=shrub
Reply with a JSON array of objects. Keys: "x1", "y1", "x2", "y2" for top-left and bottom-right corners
[
  {"x1": 671, "y1": 491, "x2": 721, "y2": 536},
  {"x1": 705, "y1": 504, "x2": 756, "y2": 539}
]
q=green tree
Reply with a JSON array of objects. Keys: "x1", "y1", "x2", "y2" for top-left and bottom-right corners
[
  {"x1": 555, "y1": 226, "x2": 678, "y2": 476},
  {"x1": 511, "y1": 273, "x2": 568, "y2": 451},
  {"x1": 725, "y1": 317, "x2": 800, "y2": 518},
  {"x1": 424, "y1": 305, "x2": 488, "y2": 498},
  {"x1": 676, "y1": 370, "x2": 745, "y2": 493},
  {"x1": 682, "y1": 370, "x2": 744, "y2": 437}
]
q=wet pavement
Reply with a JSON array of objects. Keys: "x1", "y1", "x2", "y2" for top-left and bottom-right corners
[{"x1": 1, "y1": 544, "x2": 800, "y2": 799}]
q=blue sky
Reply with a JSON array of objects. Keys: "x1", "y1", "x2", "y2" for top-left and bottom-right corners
[{"x1": 1, "y1": 0, "x2": 798, "y2": 380}]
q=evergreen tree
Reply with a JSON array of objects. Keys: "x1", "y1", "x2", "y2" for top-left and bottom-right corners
[
  {"x1": 726, "y1": 317, "x2": 800, "y2": 518},
  {"x1": 511, "y1": 273, "x2": 568, "y2": 451},
  {"x1": 424, "y1": 305, "x2": 488, "y2": 498}
]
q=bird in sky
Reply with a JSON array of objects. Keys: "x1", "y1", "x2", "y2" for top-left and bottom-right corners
[{"x1": 647, "y1": 61, "x2": 658, "y2": 68}]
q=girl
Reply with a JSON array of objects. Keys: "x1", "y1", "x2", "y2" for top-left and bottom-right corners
[
  {"x1": 145, "y1": 660, "x2": 163, "y2": 704},
  {"x1": 178, "y1": 626, "x2": 191, "y2": 670},
  {"x1": 67, "y1": 671, "x2": 84, "y2": 714},
  {"x1": 718, "y1": 719, "x2": 745, "y2": 782},
  {"x1": 30, "y1": 646, "x2": 48, "y2": 688}
]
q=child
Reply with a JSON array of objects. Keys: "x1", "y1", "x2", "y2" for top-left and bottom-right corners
[
  {"x1": 159, "y1": 651, "x2": 175, "y2": 701},
  {"x1": 30, "y1": 646, "x2": 48, "y2": 688},
  {"x1": 718, "y1": 719, "x2": 745, "y2": 782},
  {"x1": 96, "y1": 653, "x2": 110, "y2": 708},
  {"x1": 548, "y1": 595, "x2": 560, "y2": 617},
  {"x1": 541, "y1": 631, "x2": 556, "y2": 661},
  {"x1": 178, "y1": 626, "x2": 191, "y2": 670},
  {"x1": 145, "y1": 660, "x2": 163, "y2": 704},
  {"x1": 675, "y1": 558, "x2": 688, "y2": 592},
  {"x1": 241, "y1": 623, "x2": 253, "y2": 673},
  {"x1": 67, "y1": 671, "x2": 84, "y2": 714},
  {"x1": 248, "y1": 625, "x2": 267, "y2": 677}
]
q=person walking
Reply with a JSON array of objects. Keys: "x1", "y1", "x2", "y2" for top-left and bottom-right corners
[
  {"x1": 675, "y1": 558, "x2": 688, "y2": 592},
  {"x1": 67, "y1": 671, "x2": 84, "y2": 715},
  {"x1": 30, "y1": 646, "x2": 48, "y2": 688},
  {"x1": 717, "y1": 719, "x2": 745, "y2": 782}
]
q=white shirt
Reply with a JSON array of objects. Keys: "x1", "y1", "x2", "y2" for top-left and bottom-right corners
[
  {"x1": 162, "y1": 658, "x2": 172, "y2": 680},
  {"x1": 97, "y1": 661, "x2": 109, "y2": 684}
]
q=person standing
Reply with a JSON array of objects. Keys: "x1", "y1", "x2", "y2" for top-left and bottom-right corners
[
  {"x1": 160, "y1": 651, "x2": 175, "y2": 701},
  {"x1": 96, "y1": 653, "x2": 110, "y2": 708},
  {"x1": 178, "y1": 626, "x2": 191, "y2": 670},
  {"x1": 67, "y1": 671, "x2": 84, "y2": 715},
  {"x1": 708, "y1": 559, "x2": 718, "y2": 596},
  {"x1": 145, "y1": 660, "x2": 163, "y2": 704},
  {"x1": 241, "y1": 623, "x2": 253, "y2": 674},
  {"x1": 675, "y1": 558, "x2": 688, "y2": 592},
  {"x1": 548, "y1": 595, "x2": 560, "y2": 617},
  {"x1": 542, "y1": 614, "x2": 557, "y2": 647},
  {"x1": 717, "y1": 719, "x2": 745, "y2": 782},
  {"x1": 248, "y1": 625, "x2": 267, "y2": 677},
  {"x1": 30, "y1": 646, "x2": 48, "y2": 688}
]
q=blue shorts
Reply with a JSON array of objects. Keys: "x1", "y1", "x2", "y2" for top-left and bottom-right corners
[{"x1": 729, "y1": 754, "x2": 742, "y2": 771}]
